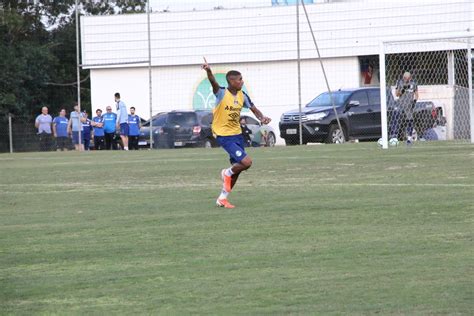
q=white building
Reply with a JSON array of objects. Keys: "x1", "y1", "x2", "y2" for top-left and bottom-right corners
[{"x1": 80, "y1": 0, "x2": 473, "y2": 143}]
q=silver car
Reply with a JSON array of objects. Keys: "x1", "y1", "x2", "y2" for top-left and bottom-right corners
[{"x1": 241, "y1": 115, "x2": 276, "y2": 147}]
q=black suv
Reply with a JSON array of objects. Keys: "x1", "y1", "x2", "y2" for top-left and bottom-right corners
[
  {"x1": 279, "y1": 88, "x2": 440, "y2": 144},
  {"x1": 139, "y1": 110, "x2": 216, "y2": 148}
]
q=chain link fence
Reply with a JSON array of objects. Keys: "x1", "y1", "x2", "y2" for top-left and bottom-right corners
[{"x1": 0, "y1": 114, "x2": 77, "y2": 153}]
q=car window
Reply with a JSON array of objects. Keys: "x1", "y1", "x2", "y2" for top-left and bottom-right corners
[
  {"x1": 306, "y1": 91, "x2": 352, "y2": 107},
  {"x1": 245, "y1": 116, "x2": 259, "y2": 125},
  {"x1": 153, "y1": 115, "x2": 167, "y2": 126},
  {"x1": 200, "y1": 113, "x2": 213, "y2": 126},
  {"x1": 349, "y1": 91, "x2": 369, "y2": 106},
  {"x1": 142, "y1": 114, "x2": 167, "y2": 127},
  {"x1": 167, "y1": 112, "x2": 198, "y2": 126},
  {"x1": 368, "y1": 89, "x2": 380, "y2": 106}
]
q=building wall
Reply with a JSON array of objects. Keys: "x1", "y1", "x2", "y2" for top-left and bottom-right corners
[{"x1": 81, "y1": 0, "x2": 473, "y2": 67}]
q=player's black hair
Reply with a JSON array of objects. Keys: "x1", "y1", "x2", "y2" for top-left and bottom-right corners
[
  {"x1": 114, "y1": 92, "x2": 120, "y2": 98},
  {"x1": 130, "y1": 106, "x2": 135, "y2": 110},
  {"x1": 226, "y1": 70, "x2": 241, "y2": 83}
]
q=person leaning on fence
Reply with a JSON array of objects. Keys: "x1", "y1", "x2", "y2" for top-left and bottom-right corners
[
  {"x1": 128, "y1": 106, "x2": 141, "y2": 150},
  {"x1": 103, "y1": 106, "x2": 117, "y2": 150},
  {"x1": 67, "y1": 104, "x2": 86, "y2": 151},
  {"x1": 35, "y1": 106, "x2": 53, "y2": 151},
  {"x1": 394, "y1": 71, "x2": 419, "y2": 144},
  {"x1": 92, "y1": 109, "x2": 105, "y2": 150},
  {"x1": 52, "y1": 108, "x2": 69, "y2": 151}
]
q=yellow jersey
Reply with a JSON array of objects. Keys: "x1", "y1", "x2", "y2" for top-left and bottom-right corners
[{"x1": 212, "y1": 88, "x2": 253, "y2": 136}]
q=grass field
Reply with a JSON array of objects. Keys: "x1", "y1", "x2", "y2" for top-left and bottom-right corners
[{"x1": 1, "y1": 143, "x2": 473, "y2": 314}]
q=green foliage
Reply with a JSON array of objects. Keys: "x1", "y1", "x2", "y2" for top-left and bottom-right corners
[{"x1": 0, "y1": 1, "x2": 146, "y2": 116}]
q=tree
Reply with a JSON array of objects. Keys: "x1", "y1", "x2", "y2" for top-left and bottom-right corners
[{"x1": 0, "y1": 0, "x2": 146, "y2": 116}]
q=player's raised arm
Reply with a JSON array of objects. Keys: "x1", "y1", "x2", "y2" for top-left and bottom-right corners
[{"x1": 202, "y1": 57, "x2": 220, "y2": 95}]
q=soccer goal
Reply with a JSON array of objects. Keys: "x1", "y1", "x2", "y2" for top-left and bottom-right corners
[{"x1": 379, "y1": 33, "x2": 473, "y2": 149}]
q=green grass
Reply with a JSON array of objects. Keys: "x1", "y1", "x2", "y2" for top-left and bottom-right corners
[{"x1": 1, "y1": 143, "x2": 473, "y2": 314}]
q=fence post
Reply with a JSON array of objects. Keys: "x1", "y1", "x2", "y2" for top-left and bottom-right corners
[{"x1": 8, "y1": 113, "x2": 13, "y2": 153}]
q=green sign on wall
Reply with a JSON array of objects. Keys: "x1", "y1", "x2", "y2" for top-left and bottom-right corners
[{"x1": 193, "y1": 73, "x2": 249, "y2": 111}]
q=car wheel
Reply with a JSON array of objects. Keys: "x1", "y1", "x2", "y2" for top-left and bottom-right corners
[
  {"x1": 203, "y1": 139, "x2": 212, "y2": 148},
  {"x1": 326, "y1": 124, "x2": 346, "y2": 144},
  {"x1": 266, "y1": 132, "x2": 276, "y2": 147}
]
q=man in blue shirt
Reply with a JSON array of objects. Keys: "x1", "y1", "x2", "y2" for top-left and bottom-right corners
[
  {"x1": 92, "y1": 109, "x2": 105, "y2": 150},
  {"x1": 103, "y1": 106, "x2": 117, "y2": 150},
  {"x1": 82, "y1": 111, "x2": 92, "y2": 151},
  {"x1": 52, "y1": 108, "x2": 69, "y2": 151},
  {"x1": 115, "y1": 92, "x2": 129, "y2": 150},
  {"x1": 128, "y1": 106, "x2": 141, "y2": 150}
]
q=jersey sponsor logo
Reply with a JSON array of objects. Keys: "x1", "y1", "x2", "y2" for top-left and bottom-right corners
[
  {"x1": 224, "y1": 105, "x2": 241, "y2": 112},
  {"x1": 228, "y1": 112, "x2": 240, "y2": 121}
]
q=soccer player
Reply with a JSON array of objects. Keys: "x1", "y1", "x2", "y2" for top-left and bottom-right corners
[
  {"x1": 202, "y1": 58, "x2": 271, "y2": 209},
  {"x1": 52, "y1": 108, "x2": 69, "y2": 151},
  {"x1": 115, "y1": 92, "x2": 129, "y2": 150},
  {"x1": 128, "y1": 106, "x2": 141, "y2": 150}
]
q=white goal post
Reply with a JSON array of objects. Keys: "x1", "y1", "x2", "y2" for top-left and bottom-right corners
[{"x1": 379, "y1": 32, "x2": 473, "y2": 149}]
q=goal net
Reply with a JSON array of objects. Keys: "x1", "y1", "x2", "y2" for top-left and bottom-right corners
[{"x1": 379, "y1": 34, "x2": 473, "y2": 148}]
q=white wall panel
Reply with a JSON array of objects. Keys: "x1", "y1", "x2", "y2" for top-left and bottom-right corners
[{"x1": 82, "y1": 0, "x2": 473, "y2": 67}]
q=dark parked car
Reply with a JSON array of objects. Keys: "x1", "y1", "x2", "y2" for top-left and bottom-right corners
[
  {"x1": 139, "y1": 110, "x2": 216, "y2": 149},
  {"x1": 279, "y1": 87, "x2": 441, "y2": 145},
  {"x1": 138, "y1": 112, "x2": 168, "y2": 148}
]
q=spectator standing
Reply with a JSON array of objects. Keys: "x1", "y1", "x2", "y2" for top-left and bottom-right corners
[
  {"x1": 92, "y1": 109, "x2": 105, "y2": 150},
  {"x1": 115, "y1": 92, "x2": 129, "y2": 150},
  {"x1": 52, "y1": 109, "x2": 69, "y2": 151},
  {"x1": 82, "y1": 111, "x2": 92, "y2": 151},
  {"x1": 35, "y1": 106, "x2": 53, "y2": 151},
  {"x1": 128, "y1": 106, "x2": 141, "y2": 150},
  {"x1": 68, "y1": 104, "x2": 85, "y2": 151},
  {"x1": 103, "y1": 106, "x2": 117, "y2": 150},
  {"x1": 240, "y1": 117, "x2": 252, "y2": 147}
]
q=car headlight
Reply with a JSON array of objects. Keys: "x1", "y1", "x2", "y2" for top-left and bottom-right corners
[
  {"x1": 280, "y1": 113, "x2": 285, "y2": 121},
  {"x1": 306, "y1": 112, "x2": 328, "y2": 121}
]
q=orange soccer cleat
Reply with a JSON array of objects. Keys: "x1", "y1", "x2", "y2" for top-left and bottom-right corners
[
  {"x1": 216, "y1": 198, "x2": 235, "y2": 209},
  {"x1": 221, "y1": 169, "x2": 232, "y2": 193}
]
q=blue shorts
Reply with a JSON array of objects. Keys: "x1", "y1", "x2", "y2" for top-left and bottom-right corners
[
  {"x1": 216, "y1": 134, "x2": 247, "y2": 164},
  {"x1": 120, "y1": 123, "x2": 129, "y2": 136},
  {"x1": 72, "y1": 131, "x2": 81, "y2": 145}
]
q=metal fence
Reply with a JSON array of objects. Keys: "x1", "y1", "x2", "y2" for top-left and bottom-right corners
[{"x1": 0, "y1": 115, "x2": 43, "y2": 153}]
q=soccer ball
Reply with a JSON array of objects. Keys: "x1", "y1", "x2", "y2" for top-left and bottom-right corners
[
  {"x1": 377, "y1": 138, "x2": 383, "y2": 147},
  {"x1": 389, "y1": 137, "x2": 399, "y2": 147}
]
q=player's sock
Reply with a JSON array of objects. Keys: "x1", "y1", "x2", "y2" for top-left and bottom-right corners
[
  {"x1": 218, "y1": 189, "x2": 229, "y2": 200},
  {"x1": 224, "y1": 168, "x2": 234, "y2": 177},
  {"x1": 124, "y1": 146, "x2": 129, "y2": 150}
]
